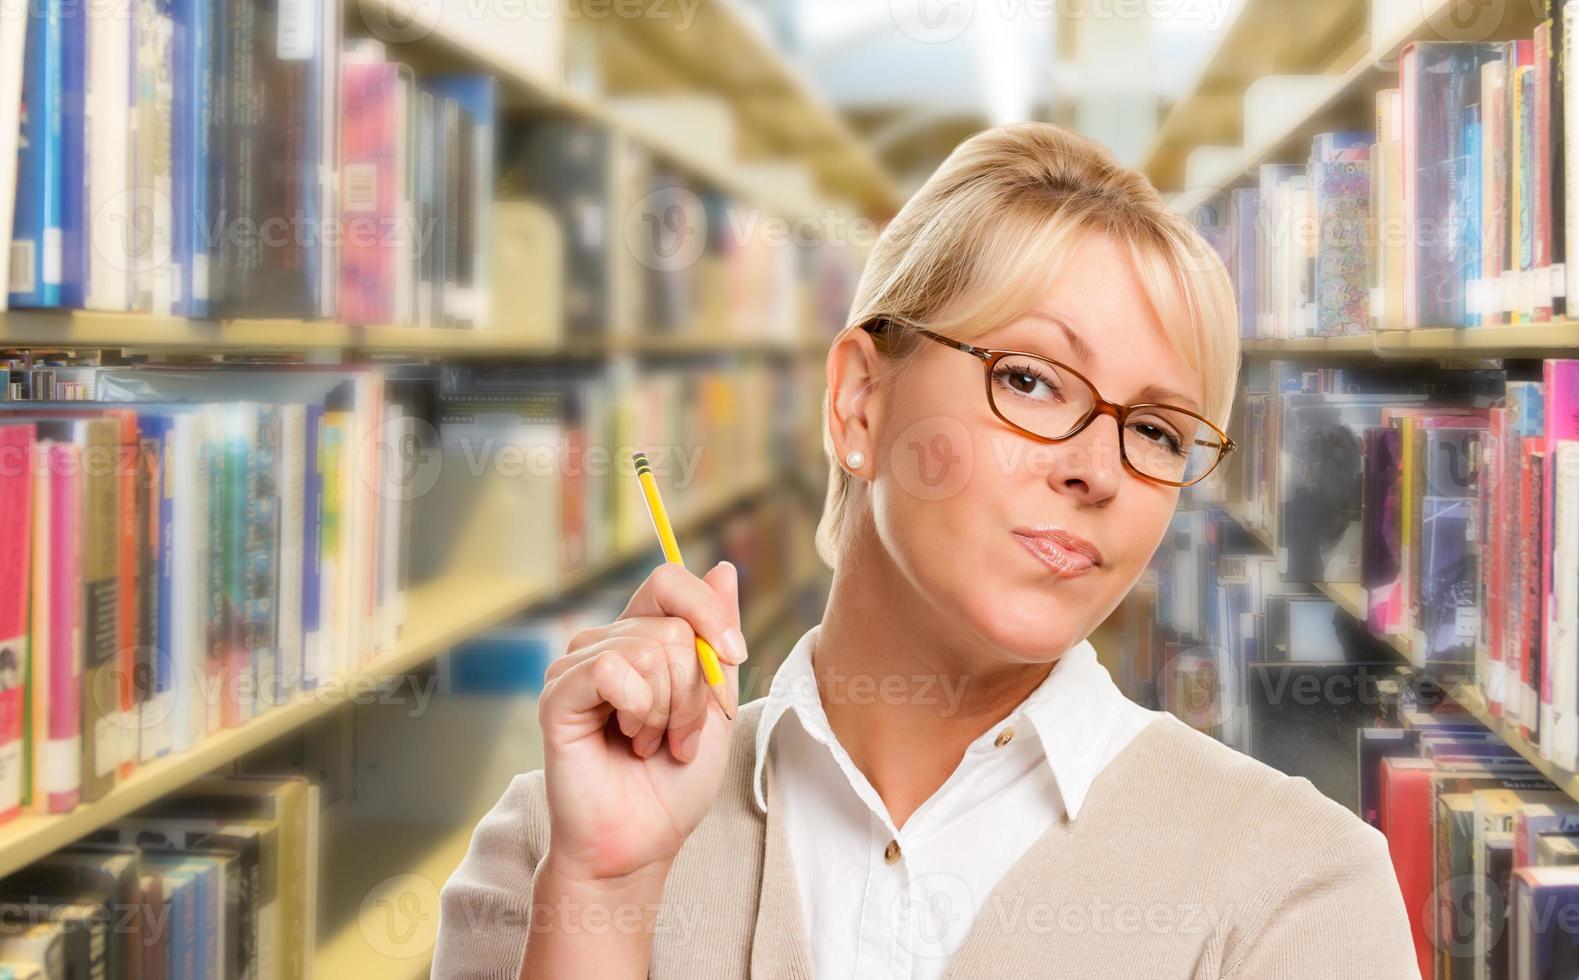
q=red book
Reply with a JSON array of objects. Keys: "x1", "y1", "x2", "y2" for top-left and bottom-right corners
[
  {"x1": 1485, "y1": 406, "x2": 1507, "y2": 716},
  {"x1": 338, "y1": 58, "x2": 413, "y2": 327},
  {"x1": 1542, "y1": 362, "x2": 1579, "y2": 744},
  {"x1": 0, "y1": 424, "x2": 32, "y2": 823},
  {"x1": 1381, "y1": 757, "x2": 1434, "y2": 978},
  {"x1": 42, "y1": 441, "x2": 82, "y2": 814},
  {"x1": 1521, "y1": 438, "x2": 1546, "y2": 741}
]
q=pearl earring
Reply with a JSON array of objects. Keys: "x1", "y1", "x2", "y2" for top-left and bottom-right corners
[{"x1": 845, "y1": 449, "x2": 866, "y2": 470}]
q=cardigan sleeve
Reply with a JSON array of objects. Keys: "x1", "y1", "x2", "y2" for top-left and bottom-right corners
[
  {"x1": 1219, "y1": 820, "x2": 1421, "y2": 980},
  {"x1": 432, "y1": 769, "x2": 550, "y2": 980}
]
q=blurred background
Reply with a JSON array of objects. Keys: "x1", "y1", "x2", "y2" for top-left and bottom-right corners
[{"x1": 3, "y1": 0, "x2": 1578, "y2": 975}]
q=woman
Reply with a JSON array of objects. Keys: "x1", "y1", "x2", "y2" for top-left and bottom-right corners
[{"x1": 432, "y1": 122, "x2": 1417, "y2": 979}]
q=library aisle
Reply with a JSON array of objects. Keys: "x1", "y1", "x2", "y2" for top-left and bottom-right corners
[{"x1": 0, "y1": 0, "x2": 1574, "y2": 976}]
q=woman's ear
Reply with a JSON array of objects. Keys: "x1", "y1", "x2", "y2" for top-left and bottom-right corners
[{"x1": 826, "y1": 326, "x2": 887, "y2": 474}]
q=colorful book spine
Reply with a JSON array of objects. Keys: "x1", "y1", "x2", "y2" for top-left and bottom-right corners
[
  {"x1": 7, "y1": 0, "x2": 70, "y2": 308},
  {"x1": 0, "y1": 425, "x2": 33, "y2": 823},
  {"x1": 170, "y1": 0, "x2": 213, "y2": 317},
  {"x1": 1313, "y1": 157, "x2": 1372, "y2": 336},
  {"x1": 45, "y1": 441, "x2": 81, "y2": 814},
  {"x1": 338, "y1": 59, "x2": 409, "y2": 327}
]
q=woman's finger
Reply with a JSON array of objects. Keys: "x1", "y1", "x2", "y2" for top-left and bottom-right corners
[
  {"x1": 619, "y1": 562, "x2": 749, "y2": 667},
  {"x1": 541, "y1": 646, "x2": 656, "y2": 744}
]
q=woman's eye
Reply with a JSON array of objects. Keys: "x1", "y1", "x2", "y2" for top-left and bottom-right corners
[
  {"x1": 993, "y1": 364, "x2": 1062, "y2": 401},
  {"x1": 1128, "y1": 420, "x2": 1184, "y2": 455}
]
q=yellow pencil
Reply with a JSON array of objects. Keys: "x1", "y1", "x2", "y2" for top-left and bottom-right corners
[{"x1": 631, "y1": 451, "x2": 735, "y2": 721}]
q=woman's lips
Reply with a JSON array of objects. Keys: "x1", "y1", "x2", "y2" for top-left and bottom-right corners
[{"x1": 1011, "y1": 528, "x2": 1102, "y2": 578}]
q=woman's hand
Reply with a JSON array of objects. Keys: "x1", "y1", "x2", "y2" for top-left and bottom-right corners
[{"x1": 536, "y1": 559, "x2": 748, "y2": 888}]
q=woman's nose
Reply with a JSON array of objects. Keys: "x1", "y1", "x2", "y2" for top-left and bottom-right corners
[{"x1": 1047, "y1": 413, "x2": 1123, "y2": 503}]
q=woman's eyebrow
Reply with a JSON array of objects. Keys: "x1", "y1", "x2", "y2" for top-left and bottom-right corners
[
  {"x1": 1017, "y1": 311, "x2": 1202, "y2": 412},
  {"x1": 1019, "y1": 311, "x2": 1092, "y2": 362},
  {"x1": 1135, "y1": 384, "x2": 1201, "y2": 413}
]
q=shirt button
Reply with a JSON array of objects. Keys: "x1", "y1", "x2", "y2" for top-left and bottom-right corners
[
  {"x1": 884, "y1": 839, "x2": 902, "y2": 864},
  {"x1": 994, "y1": 726, "x2": 1015, "y2": 748}
]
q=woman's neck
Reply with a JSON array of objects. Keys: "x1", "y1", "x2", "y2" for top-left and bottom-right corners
[{"x1": 813, "y1": 551, "x2": 1058, "y2": 830}]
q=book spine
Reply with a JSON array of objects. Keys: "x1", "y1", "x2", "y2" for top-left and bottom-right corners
[
  {"x1": 0, "y1": 426, "x2": 32, "y2": 823},
  {"x1": 57, "y1": 0, "x2": 88, "y2": 307},
  {"x1": 79, "y1": 422, "x2": 120, "y2": 803},
  {"x1": 338, "y1": 62, "x2": 398, "y2": 327},
  {"x1": 24, "y1": 442, "x2": 49, "y2": 814},
  {"x1": 243, "y1": 406, "x2": 279, "y2": 719},
  {"x1": 171, "y1": 0, "x2": 213, "y2": 316},
  {"x1": 83, "y1": 0, "x2": 133, "y2": 311},
  {"x1": 8, "y1": 0, "x2": 66, "y2": 308},
  {"x1": 300, "y1": 406, "x2": 322, "y2": 689},
  {"x1": 1549, "y1": 441, "x2": 1579, "y2": 769},
  {"x1": 221, "y1": 405, "x2": 249, "y2": 727},
  {"x1": 47, "y1": 443, "x2": 81, "y2": 813},
  {"x1": 1567, "y1": 3, "x2": 1579, "y2": 311},
  {"x1": 112, "y1": 413, "x2": 137, "y2": 781},
  {"x1": 203, "y1": 412, "x2": 227, "y2": 736},
  {"x1": 154, "y1": 421, "x2": 177, "y2": 757},
  {"x1": 276, "y1": 405, "x2": 304, "y2": 702},
  {"x1": 1537, "y1": 21, "x2": 1556, "y2": 322},
  {"x1": 135, "y1": 423, "x2": 164, "y2": 765}
]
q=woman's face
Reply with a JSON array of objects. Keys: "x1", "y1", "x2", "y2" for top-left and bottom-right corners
[{"x1": 857, "y1": 231, "x2": 1205, "y2": 664}]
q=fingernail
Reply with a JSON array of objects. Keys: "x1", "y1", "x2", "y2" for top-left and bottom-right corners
[
  {"x1": 721, "y1": 627, "x2": 748, "y2": 664},
  {"x1": 678, "y1": 729, "x2": 701, "y2": 761}
]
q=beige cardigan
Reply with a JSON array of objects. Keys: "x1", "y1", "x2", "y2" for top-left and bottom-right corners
[{"x1": 432, "y1": 699, "x2": 1420, "y2": 979}]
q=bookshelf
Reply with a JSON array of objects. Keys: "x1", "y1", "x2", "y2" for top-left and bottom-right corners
[
  {"x1": 1142, "y1": 0, "x2": 1369, "y2": 188},
  {"x1": 1215, "y1": 502, "x2": 1579, "y2": 806},
  {"x1": 0, "y1": 310, "x2": 833, "y2": 357},
  {"x1": 0, "y1": 468, "x2": 779, "y2": 882},
  {"x1": 0, "y1": 0, "x2": 875, "y2": 967},
  {"x1": 1150, "y1": 0, "x2": 1543, "y2": 203},
  {"x1": 1240, "y1": 324, "x2": 1579, "y2": 360},
  {"x1": 581, "y1": 0, "x2": 902, "y2": 218}
]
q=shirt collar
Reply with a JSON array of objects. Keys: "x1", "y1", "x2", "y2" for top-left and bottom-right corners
[{"x1": 752, "y1": 623, "x2": 1125, "y2": 821}]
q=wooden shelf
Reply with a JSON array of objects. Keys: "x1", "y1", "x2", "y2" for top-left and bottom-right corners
[
  {"x1": 1144, "y1": 0, "x2": 1369, "y2": 188},
  {"x1": 353, "y1": 0, "x2": 896, "y2": 225},
  {"x1": 1221, "y1": 499, "x2": 1274, "y2": 552},
  {"x1": 1241, "y1": 323, "x2": 1579, "y2": 360},
  {"x1": 0, "y1": 471, "x2": 778, "y2": 880},
  {"x1": 586, "y1": 0, "x2": 901, "y2": 218},
  {"x1": 1447, "y1": 686, "x2": 1579, "y2": 802},
  {"x1": 1154, "y1": 0, "x2": 1543, "y2": 196},
  {"x1": 0, "y1": 310, "x2": 833, "y2": 357},
  {"x1": 1219, "y1": 496, "x2": 1579, "y2": 801}
]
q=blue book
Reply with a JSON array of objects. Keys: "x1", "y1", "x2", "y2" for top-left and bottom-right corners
[
  {"x1": 8, "y1": 0, "x2": 70, "y2": 307},
  {"x1": 170, "y1": 0, "x2": 213, "y2": 317},
  {"x1": 56, "y1": 0, "x2": 86, "y2": 307},
  {"x1": 138, "y1": 413, "x2": 176, "y2": 760},
  {"x1": 141, "y1": 855, "x2": 206, "y2": 980}
]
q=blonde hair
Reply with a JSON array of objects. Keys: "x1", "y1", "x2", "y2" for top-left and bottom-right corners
[{"x1": 815, "y1": 121, "x2": 1241, "y2": 570}]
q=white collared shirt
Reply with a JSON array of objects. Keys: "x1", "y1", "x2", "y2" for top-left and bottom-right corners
[{"x1": 752, "y1": 624, "x2": 1163, "y2": 980}]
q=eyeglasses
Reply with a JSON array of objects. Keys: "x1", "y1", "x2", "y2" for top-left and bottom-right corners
[{"x1": 863, "y1": 319, "x2": 1236, "y2": 488}]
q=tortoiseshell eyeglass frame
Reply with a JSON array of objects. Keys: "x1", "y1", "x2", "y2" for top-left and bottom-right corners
[{"x1": 861, "y1": 318, "x2": 1237, "y2": 488}]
